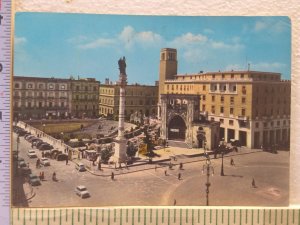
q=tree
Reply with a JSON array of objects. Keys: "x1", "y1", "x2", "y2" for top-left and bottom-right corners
[
  {"x1": 126, "y1": 142, "x2": 137, "y2": 158},
  {"x1": 100, "y1": 147, "x2": 113, "y2": 163}
]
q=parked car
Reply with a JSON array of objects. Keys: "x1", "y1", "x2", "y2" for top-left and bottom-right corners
[
  {"x1": 40, "y1": 158, "x2": 50, "y2": 166},
  {"x1": 57, "y1": 154, "x2": 68, "y2": 161},
  {"x1": 28, "y1": 174, "x2": 41, "y2": 186},
  {"x1": 75, "y1": 163, "x2": 86, "y2": 172},
  {"x1": 25, "y1": 135, "x2": 34, "y2": 141},
  {"x1": 21, "y1": 167, "x2": 32, "y2": 175},
  {"x1": 18, "y1": 161, "x2": 27, "y2": 168},
  {"x1": 75, "y1": 185, "x2": 90, "y2": 198},
  {"x1": 38, "y1": 144, "x2": 53, "y2": 151},
  {"x1": 27, "y1": 149, "x2": 37, "y2": 158},
  {"x1": 36, "y1": 141, "x2": 48, "y2": 148},
  {"x1": 33, "y1": 139, "x2": 43, "y2": 147}
]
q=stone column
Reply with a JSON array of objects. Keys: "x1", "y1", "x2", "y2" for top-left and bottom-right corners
[{"x1": 160, "y1": 95, "x2": 167, "y2": 140}]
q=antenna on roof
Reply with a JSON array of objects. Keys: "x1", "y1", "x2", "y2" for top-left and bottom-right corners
[{"x1": 248, "y1": 63, "x2": 250, "y2": 71}]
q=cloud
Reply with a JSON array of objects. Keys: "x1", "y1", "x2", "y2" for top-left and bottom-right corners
[
  {"x1": 67, "y1": 35, "x2": 89, "y2": 44},
  {"x1": 183, "y1": 49, "x2": 207, "y2": 64},
  {"x1": 78, "y1": 38, "x2": 115, "y2": 49},
  {"x1": 14, "y1": 36, "x2": 27, "y2": 45},
  {"x1": 171, "y1": 32, "x2": 208, "y2": 47},
  {"x1": 254, "y1": 18, "x2": 289, "y2": 33},
  {"x1": 251, "y1": 62, "x2": 286, "y2": 71},
  {"x1": 210, "y1": 40, "x2": 244, "y2": 50}
]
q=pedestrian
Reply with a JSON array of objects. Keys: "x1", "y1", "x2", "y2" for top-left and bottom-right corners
[
  {"x1": 52, "y1": 172, "x2": 56, "y2": 181},
  {"x1": 164, "y1": 170, "x2": 167, "y2": 176},
  {"x1": 98, "y1": 162, "x2": 101, "y2": 170},
  {"x1": 173, "y1": 199, "x2": 177, "y2": 206},
  {"x1": 252, "y1": 178, "x2": 256, "y2": 188},
  {"x1": 66, "y1": 157, "x2": 68, "y2": 165},
  {"x1": 155, "y1": 165, "x2": 157, "y2": 171},
  {"x1": 111, "y1": 172, "x2": 114, "y2": 180},
  {"x1": 230, "y1": 158, "x2": 235, "y2": 166},
  {"x1": 179, "y1": 163, "x2": 183, "y2": 170},
  {"x1": 178, "y1": 173, "x2": 181, "y2": 180},
  {"x1": 169, "y1": 162, "x2": 173, "y2": 169}
]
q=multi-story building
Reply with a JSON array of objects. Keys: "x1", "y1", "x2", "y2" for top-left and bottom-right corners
[
  {"x1": 70, "y1": 77, "x2": 100, "y2": 118},
  {"x1": 13, "y1": 76, "x2": 71, "y2": 120},
  {"x1": 13, "y1": 76, "x2": 100, "y2": 120},
  {"x1": 99, "y1": 83, "x2": 158, "y2": 120},
  {"x1": 159, "y1": 48, "x2": 291, "y2": 148}
]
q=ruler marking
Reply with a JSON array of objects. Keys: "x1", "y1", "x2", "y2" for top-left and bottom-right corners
[
  {"x1": 78, "y1": 209, "x2": 80, "y2": 222},
  {"x1": 66, "y1": 209, "x2": 68, "y2": 222},
  {"x1": 162, "y1": 209, "x2": 164, "y2": 224},
  {"x1": 298, "y1": 209, "x2": 300, "y2": 225},
  {"x1": 180, "y1": 209, "x2": 182, "y2": 225},
  {"x1": 96, "y1": 209, "x2": 99, "y2": 225},
  {"x1": 167, "y1": 209, "x2": 170, "y2": 225},
  {"x1": 275, "y1": 209, "x2": 277, "y2": 225},
  {"x1": 210, "y1": 209, "x2": 212, "y2": 224},
  {"x1": 54, "y1": 209, "x2": 56, "y2": 222},
  {"x1": 132, "y1": 209, "x2": 134, "y2": 225},
  {"x1": 173, "y1": 209, "x2": 176, "y2": 223},
  {"x1": 29, "y1": 209, "x2": 31, "y2": 221},
  {"x1": 204, "y1": 209, "x2": 206, "y2": 225},
  {"x1": 59, "y1": 209, "x2": 62, "y2": 225},
  {"x1": 216, "y1": 209, "x2": 218, "y2": 225},
  {"x1": 144, "y1": 209, "x2": 146, "y2": 225},
  {"x1": 228, "y1": 210, "x2": 230, "y2": 225},
  {"x1": 84, "y1": 209, "x2": 86, "y2": 225},
  {"x1": 192, "y1": 209, "x2": 194, "y2": 225},
  {"x1": 108, "y1": 209, "x2": 110, "y2": 225},
  {"x1": 293, "y1": 209, "x2": 295, "y2": 224},
  {"x1": 222, "y1": 209, "x2": 224, "y2": 224},
  {"x1": 240, "y1": 209, "x2": 242, "y2": 225},
  {"x1": 126, "y1": 209, "x2": 128, "y2": 223},
  {"x1": 102, "y1": 209, "x2": 104, "y2": 223},
  {"x1": 269, "y1": 209, "x2": 272, "y2": 224},
  {"x1": 156, "y1": 209, "x2": 158, "y2": 225},
  {"x1": 234, "y1": 209, "x2": 236, "y2": 224},
  {"x1": 72, "y1": 209, "x2": 74, "y2": 225},
  {"x1": 150, "y1": 209, "x2": 152, "y2": 223},
  {"x1": 263, "y1": 209, "x2": 265, "y2": 225},
  {"x1": 186, "y1": 209, "x2": 188, "y2": 223},
  {"x1": 246, "y1": 209, "x2": 248, "y2": 224},
  {"x1": 258, "y1": 210, "x2": 260, "y2": 224},
  {"x1": 114, "y1": 209, "x2": 116, "y2": 223},
  {"x1": 251, "y1": 210, "x2": 253, "y2": 225},
  {"x1": 47, "y1": 209, "x2": 49, "y2": 225},
  {"x1": 138, "y1": 209, "x2": 140, "y2": 223},
  {"x1": 198, "y1": 209, "x2": 200, "y2": 223},
  {"x1": 287, "y1": 210, "x2": 289, "y2": 225},
  {"x1": 23, "y1": 209, "x2": 25, "y2": 225}
]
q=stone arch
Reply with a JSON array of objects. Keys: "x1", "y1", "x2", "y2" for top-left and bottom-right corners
[{"x1": 168, "y1": 115, "x2": 187, "y2": 140}]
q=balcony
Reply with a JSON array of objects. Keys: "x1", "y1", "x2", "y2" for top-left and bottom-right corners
[{"x1": 237, "y1": 115, "x2": 248, "y2": 121}]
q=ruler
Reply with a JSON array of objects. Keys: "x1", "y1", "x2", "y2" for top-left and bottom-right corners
[
  {"x1": 0, "y1": 0, "x2": 11, "y2": 225},
  {"x1": 9, "y1": 207, "x2": 300, "y2": 225}
]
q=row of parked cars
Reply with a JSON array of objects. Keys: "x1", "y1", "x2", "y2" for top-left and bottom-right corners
[{"x1": 24, "y1": 133, "x2": 54, "y2": 151}]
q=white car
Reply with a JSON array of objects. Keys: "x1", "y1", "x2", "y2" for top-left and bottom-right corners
[
  {"x1": 75, "y1": 163, "x2": 86, "y2": 172},
  {"x1": 40, "y1": 157, "x2": 50, "y2": 166},
  {"x1": 27, "y1": 149, "x2": 37, "y2": 158},
  {"x1": 75, "y1": 185, "x2": 90, "y2": 198}
]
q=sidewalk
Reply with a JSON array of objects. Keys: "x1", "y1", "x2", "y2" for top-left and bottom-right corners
[{"x1": 76, "y1": 146, "x2": 263, "y2": 177}]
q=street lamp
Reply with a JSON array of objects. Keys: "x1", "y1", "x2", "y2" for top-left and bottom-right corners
[
  {"x1": 202, "y1": 154, "x2": 214, "y2": 206},
  {"x1": 43, "y1": 124, "x2": 46, "y2": 133}
]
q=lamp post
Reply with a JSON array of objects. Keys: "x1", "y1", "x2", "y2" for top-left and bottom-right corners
[
  {"x1": 202, "y1": 154, "x2": 214, "y2": 206},
  {"x1": 43, "y1": 124, "x2": 46, "y2": 133}
]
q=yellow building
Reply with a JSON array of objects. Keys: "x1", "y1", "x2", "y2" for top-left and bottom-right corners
[
  {"x1": 99, "y1": 83, "x2": 158, "y2": 120},
  {"x1": 70, "y1": 77, "x2": 100, "y2": 118},
  {"x1": 159, "y1": 48, "x2": 291, "y2": 148}
]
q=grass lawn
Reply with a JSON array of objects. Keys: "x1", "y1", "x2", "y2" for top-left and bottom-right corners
[{"x1": 33, "y1": 122, "x2": 94, "y2": 134}]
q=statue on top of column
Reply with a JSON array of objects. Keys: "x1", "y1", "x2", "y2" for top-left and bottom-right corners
[{"x1": 118, "y1": 56, "x2": 126, "y2": 75}]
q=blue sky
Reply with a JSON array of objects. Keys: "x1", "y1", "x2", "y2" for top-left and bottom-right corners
[{"x1": 14, "y1": 13, "x2": 291, "y2": 84}]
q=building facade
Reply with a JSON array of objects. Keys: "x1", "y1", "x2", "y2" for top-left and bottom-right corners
[
  {"x1": 70, "y1": 78, "x2": 100, "y2": 118},
  {"x1": 99, "y1": 83, "x2": 158, "y2": 120},
  {"x1": 13, "y1": 76, "x2": 99, "y2": 120},
  {"x1": 159, "y1": 48, "x2": 291, "y2": 149}
]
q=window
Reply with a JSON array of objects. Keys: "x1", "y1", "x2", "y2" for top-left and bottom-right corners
[
  {"x1": 277, "y1": 121, "x2": 280, "y2": 126},
  {"x1": 202, "y1": 104, "x2": 206, "y2": 111},
  {"x1": 28, "y1": 84, "x2": 33, "y2": 89},
  {"x1": 39, "y1": 102, "x2": 42, "y2": 108},
  {"x1": 76, "y1": 86, "x2": 80, "y2": 91},
  {"x1": 270, "y1": 121, "x2": 274, "y2": 127},
  {"x1": 61, "y1": 85, "x2": 65, "y2": 90},
  {"x1": 203, "y1": 85, "x2": 206, "y2": 91},
  {"x1": 221, "y1": 96, "x2": 224, "y2": 103},
  {"x1": 85, "y1": 105, "x2": 88, "y2": 110},
  {"x1": 39, "y1": 84, "x2": 44, "y2": 89},
  {"x1": 233, "y1": 85, "x2": 237, "y2": 92},
  {"x1": 229, "y1": 120, "x2": 234, "y2": 125},
  {"x1": 14, "y1": 83, "x2": 20, "y2": 88},
  {"x1": 212, "y1": 96, "x2": 215, "y2": 102},
  {"x1": 220, "y1": 119, "x2": 224, "y2": 124},
  {"x1": 85, "y1": 86, "x2": 88, "y2": 91},
  {"x1": 93, "y1": 86, "x2": 97, "y2": 91},
  {"x1": 28, "y1": 102, "x2": 32, "y2": 108},
  {"x1": 212, "y1": 74, "x2": 215, "y2": 79},
  {"x1": 230, "y1": 108, "x2": 234, "y2": 114},
  {"x1": 222, "y1": 74, "x2": 225, "y2": 79},
  {"x1": 49, "y1": 102, "x2": 53, "y2": 108},
  {"x1": 231, "y1": 74, "x2": 234, "y2": 79},
  {"x1": 49, "y1": 84, "x2": 54, "y2": 89},
  {"x1": 255, "y1": 122, "x2": 259, "y2": 128},
  {"x1": 264, "y1": 122, "x2": 268, "y2": 128},
  {"x1": 242, "y1": 86, "x2": 246, "y2": 94},
  {"x1": 210, "y1": 117, "x2": 215, "y2": 121},
  {"x1": 242, "y1": 97, "x2": 246, "y2": 104},
  {"x1": 202, "y1": 95, "x2": 206, "y2": 101},
  {"x1": 230, "y1": 97, "x2": 234, "y2": 104},
  {"x1": 211, "y1": 105, "x2": 215, "y2": 114},
  {"x1": 220, "y1": 106, "x2": 224, "y2": 114},
  {"x1": 241, "y1": 73, "x2": 244, "y2": 78},
  {"x1": 241, "y1": 108, "x2": 246, "y2": 116},
  {"x1": 61, "y1": 102, "x2": 65, "y2": 107}
]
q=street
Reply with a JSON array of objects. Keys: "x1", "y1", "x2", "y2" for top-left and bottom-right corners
[{"x1": 12, "y1": 134, "x2": 289, "y2": 207}]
